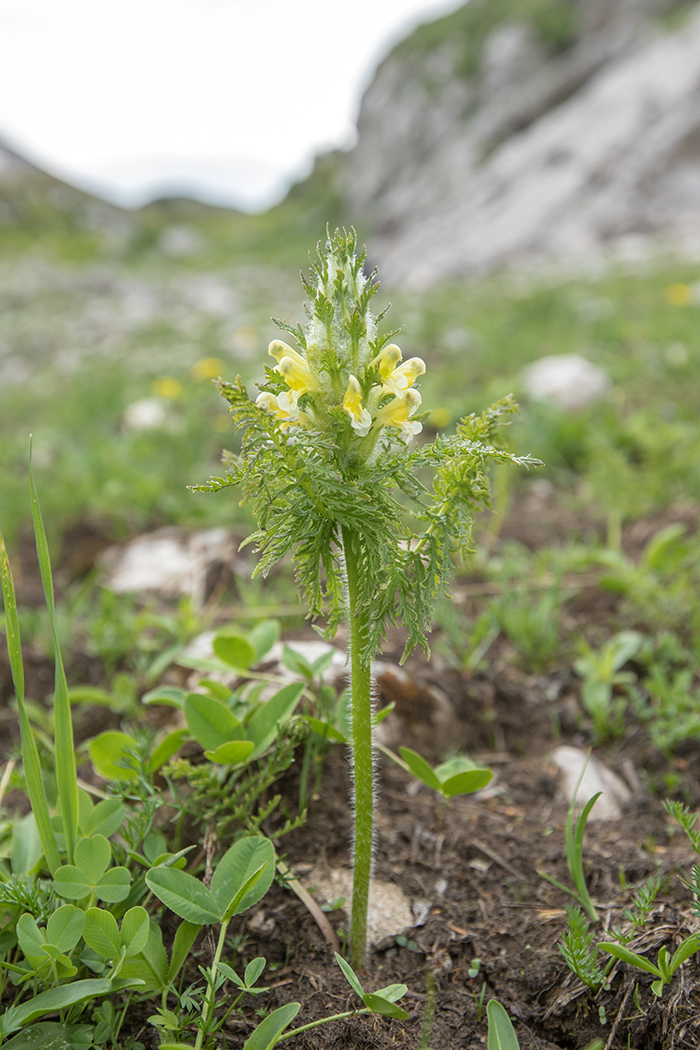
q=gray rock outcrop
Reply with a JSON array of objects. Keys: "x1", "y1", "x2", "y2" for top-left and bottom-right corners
[{"x1": 340, "y1": 0, "x2": 700, "y2": 285}]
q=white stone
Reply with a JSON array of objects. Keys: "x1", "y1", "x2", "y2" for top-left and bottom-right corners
[
  {"x1": 522, "y1": 354, "x2": 611, "y2": 410},
  {"x1": 99, "y1": 527, "x2": 233, "y2": 605},
  {"x1": 550, "y1": 745, "x2": 632, "y2": 821},
  {"x1": 304, "y1": 866, "x2": 414, "y2": 948},
  {"x1": 122, "y1": 397, "x2": 168, "y2": 431},
  {"x1": 160, "y1": 226, "x2": 203, "y2": 257}
]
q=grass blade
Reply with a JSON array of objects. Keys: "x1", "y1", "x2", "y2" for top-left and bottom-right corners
[
  {"x1": 28, "y1": 446, "x2": 79, "y2": 864},
  {"x1": 0, "y1": 527, "x2": 60, "y2": 875}
]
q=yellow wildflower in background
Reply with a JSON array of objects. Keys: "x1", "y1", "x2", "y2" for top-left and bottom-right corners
[
  {"x1": 151, "y1": 377, "x2": 184, "y2": 399},
  {"x1": 429, "y1": 407, "x2": 452, "y2": 430},
  {"x1": 665, "y1": 283, "x2": 693, "y2": 306},
  {"x1": 212, "y1": 413, "x2": 231, "y2": 433},
  {"x1": 191, "y1": 357, "x2": 225, "y2": 381}
]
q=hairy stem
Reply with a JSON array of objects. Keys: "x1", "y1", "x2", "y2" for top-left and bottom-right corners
[{"x1": 342, "y1": 525, "x2": 373, "y2": 970}]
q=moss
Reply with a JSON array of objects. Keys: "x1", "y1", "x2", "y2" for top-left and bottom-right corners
[{"x1": 386, "y1": 0, "x2": 577, "y2": 82}]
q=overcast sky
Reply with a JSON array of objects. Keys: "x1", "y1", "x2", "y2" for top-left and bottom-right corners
[{"x1": 0, "y1": 0, "x2": 462, "y2": 210}]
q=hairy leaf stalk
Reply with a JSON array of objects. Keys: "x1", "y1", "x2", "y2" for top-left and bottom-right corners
[{"x1": 342, "y1": 525, "x2": 374, "y2": 967}]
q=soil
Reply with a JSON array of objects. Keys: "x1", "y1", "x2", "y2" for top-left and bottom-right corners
[
  {"x1": 233, "y1": 652, "x2": 700, "y2": 1050},
  {"x1": 2, "y1": 495, "x2": 700, "y2": 1050}
]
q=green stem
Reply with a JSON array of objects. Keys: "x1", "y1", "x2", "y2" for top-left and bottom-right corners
[
  {"x1": 278, "y1": 1008, "x2": 368, "y2": 1041},
  {"x1": 194, "y1": 918, "x2": 229, "y2": 1050},
  {"x1": 112, "y1": 992, "x2": 131, "y2": 1049},
  {"x1": 341, "y1": 525, "x2": 373, "y2": 970}
]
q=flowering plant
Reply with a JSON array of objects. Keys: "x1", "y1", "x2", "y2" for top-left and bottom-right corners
[{"x1": 195, "y1": 228, "x2": 538, "y2": 965}]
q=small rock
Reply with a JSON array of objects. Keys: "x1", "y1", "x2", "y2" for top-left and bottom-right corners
[
  {"x1": 304, "y1": 866, "x2": 414, "y2": 948},
  {"x1": 246, "y1": 908, "x2": 276, "y2": 937},
  {"x1": 122, "y1": 397, "x2": 168, "y2": 431},
  {"x1": 373, "y1": 662, "x2": 456, "y2": 752},
  {"x1": 522, "y1": 354, "x2": 611, "y2": 411},
  {"x1": 159, "y1": 226, "x2": 203, "y2": 258},
  {"x1": 99, "y1": 526, "x2": 233, "y2": 605},
  {"x1": 267, "y1": 640, "x2": 348, "y2": 679},
  {"x1": 549, "y1": 745, "x2": 632, "y2": 821}
]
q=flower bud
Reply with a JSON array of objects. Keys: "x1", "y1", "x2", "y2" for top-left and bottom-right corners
[
  {"x1": 268, "y1": 339, "x2": 307, "y2": 368},
  {"x1": 371, "y1": 344, "x2": 403, "y2": 380}
]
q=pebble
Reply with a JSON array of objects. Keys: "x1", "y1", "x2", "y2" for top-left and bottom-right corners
[
  {"x1": 522, "y1": 354, "x2": 611, "y2": 411},
  {"x1": 549, "y1": 744, "x2": 632, "y2": 821}
]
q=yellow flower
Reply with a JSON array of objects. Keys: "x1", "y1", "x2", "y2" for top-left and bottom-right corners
[
  {"x1": 151, "y1": 376, "x2": 184, "y2": 399},
  {"x1": 268, "y1": 341, "x2": 316, "y2": 394},
  {"x1": 255, "y1": 389, "x2": 300, "y2": 424},
  {"x1": 268, "y1": 339, "x2": 308, "y2": 368},
  {"x1": 372, "y1": 344, "x2": 402, "y2": 380},
  {"x1": 342, "y1": 375, "x2": 372, "y2": 436},
  {"x1": 371, "y1": 344, "x2": 426, "y2": 396},
  {"x1": 665, "y1": 283, "x2": 693, "y2": 306},
  {"x1": 191, "y1": 357, "x2": 225, "y2": 381},
  {"x1": 277, "y1": 356, "x2": 316, "y2": 393},
  {"x1": 375, "y1": 388, "x2": 423, "y2": 438},
  {"x1": 429, "y1": 407, "x2": 452, "y2": 430}
]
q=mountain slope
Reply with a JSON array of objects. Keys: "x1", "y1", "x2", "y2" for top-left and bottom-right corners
[{"x1": 340, "y1": 0, "x2": 700, "y2": 285}]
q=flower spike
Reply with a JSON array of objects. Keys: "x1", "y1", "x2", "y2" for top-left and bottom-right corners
[{"x1": 197, "y1": 227, "x2": 540, "y2": 971}]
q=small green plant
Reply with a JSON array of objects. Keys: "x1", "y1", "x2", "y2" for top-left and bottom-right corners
[
  {"x1": 597, "y1": 934, "x2": 700, "y2": 998},
  {"x1": 144, "y1": 836, "x2": 275, "y2": 1049},
  {"x1": 642, "y1": 664, "x2": 700, "y2": 752},
  {"x1": 579, "y1": 802, "x2": 700, "y2": 997},
  {"x1": 193, "y1": 227, "x2": 537, "y2": 965},
  {"x1": 89, "y1": 618, "x2": 317, "y2": 847},
  {"x1": 539, "y1": 763, "x2": 600, "y2": 921},
  {"x1": 560, "y1": 839, "x2": 699, "y2": 1002},
  {"x1": 472, "y1": 979, "x2": 487, "y2": 1023},
  {"x1": 233, "y1": 952, "x2": 408, "y2": 1050},
  {"x1": 0, "y1": 466, "x2": 284, "y2": 1045},
  {"x1": 559, "y1": 906, "x2": 609, "y2": 991},
  {"x1": 592, "y1": 523, "x2": 699, "y2": 638},
  {"x1": 395, "y1": 748, "x2": 492, "y2": 800},
  {"x1": 663, "y1": 798, "x2": 700, "y2": 852},
  {"x1": 493, "y1": 583, "x2": 563, "y2": 671},
  {"x1": 573, "y1": 630, "x2": 643, "y2": 741}
]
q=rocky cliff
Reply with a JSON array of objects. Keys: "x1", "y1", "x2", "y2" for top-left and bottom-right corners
[{"x1": 340, "y1": 0, "x2": 700, "y2": 285}]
